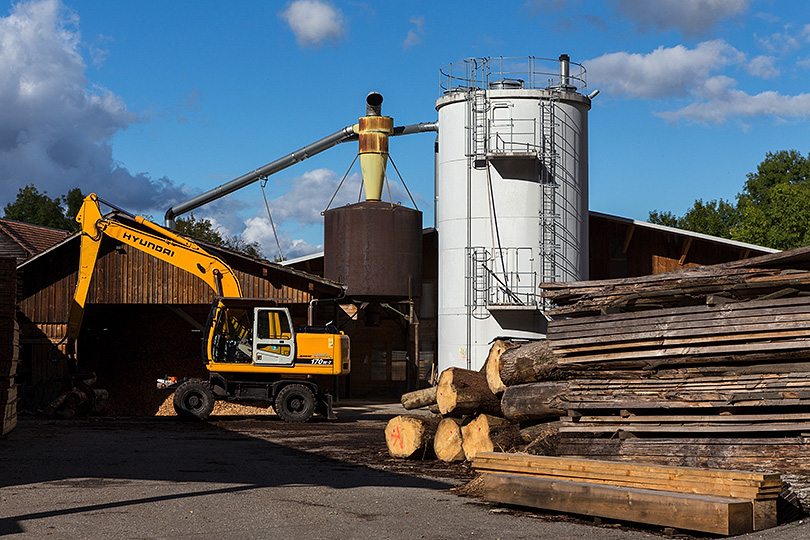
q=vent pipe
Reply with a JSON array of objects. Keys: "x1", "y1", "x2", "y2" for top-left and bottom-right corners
[{"x1": 559, "y1": 54, "x2": 571, "y2": 88}]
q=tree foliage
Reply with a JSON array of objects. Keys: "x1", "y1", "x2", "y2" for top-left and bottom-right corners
[
  {"x1": 3, "y1": 184, "x2": 83, "y2": 231},
  {"x1": 648, "y1": 150, "x2": 810, "y2": 250},
  {"x1": 175, "y1": 214, "x2": 263, "y2": 259}
]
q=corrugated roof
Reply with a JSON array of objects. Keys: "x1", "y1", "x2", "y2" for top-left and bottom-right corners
[{"x1": 0, "y1": 219, "x2": 70, "y2": 259}]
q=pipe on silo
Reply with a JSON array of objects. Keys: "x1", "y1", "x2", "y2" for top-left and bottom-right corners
[
  {"x1": 366, "y1": 92, "x2": 383, "y2": 116},
  {"x1": 559, "y1": 54, "x2": 570, "y2": 88}
]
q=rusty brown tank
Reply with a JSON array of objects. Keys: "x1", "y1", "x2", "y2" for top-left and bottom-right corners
[{"x1": 324, "y1": 201, "x2": 422, "y2": 300}]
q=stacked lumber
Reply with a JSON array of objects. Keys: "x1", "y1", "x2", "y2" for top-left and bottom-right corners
[
  {"x1": 548, "y1": 296, "x2": 810, "y2": 369},
  {"x1": 518, "y1": 245, "x2": 810, "y2": 519},
  {"x1": 542, "y1": 245, "x2": 810, "y2": 317},
  {"x1": 473, "y1": 452, "x2": 780, "y2": 535},
  {"x1": 0, "y1": 257, "x2": 18, "y2": 435}
]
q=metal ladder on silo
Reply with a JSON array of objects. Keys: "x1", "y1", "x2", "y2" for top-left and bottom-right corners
[
  {"x1": 539, "y1": 98, "x2": 561, "y2": 304},
  {"x1": 466, "y1": 247, "x2": 491, "y2": 319},
  {"x1": 471, "y1": 90, "x2": 488, "y2": 168}
]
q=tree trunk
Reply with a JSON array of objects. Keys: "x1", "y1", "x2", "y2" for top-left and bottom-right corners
[
  {"x1": 500, "y1": 382, "x2": 568, "y2": 422},
  {"x1": 500, "y1": 341, "x2": 560, "y2": 387},
  {"x1": 401, "y1": 386, "x2": 437, "y2": 410},
  {"x1": 520, "y1": 420, "x2": 561, "y2": 456},
  {"x1": 484, "y1": 340, "x2": 520, "y2": 395},
  {"x1": 461, "y1": 414, "x2": 522, "y2": 461},
  {"x1": 434, "y1": 417, "x2": 466, "y2": 462},
  {"x1": 384, "y1": 415, "x2": 439, "y2": 458},
  {"x1": 436, "y1": 367, "x2": 502, "y2": 417}
]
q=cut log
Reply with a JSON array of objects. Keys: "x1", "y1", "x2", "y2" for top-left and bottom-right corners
[
  {"x1": 384, "y1": 415, "x2": 439, "y2": 459},
  {"x1": 483, "y1": 340, "x2": 519, "y2": 395},
  {"x1": 436, "y1": 367, "x2": 501, "y2": 417},
  {"x1": 434, "y1": 417, "x2": 466, "y2": 462},
  {"x1": 520, "y1": 421, "x2": 561, "y2": 456},
  {"x1": 401, "y1": 386, "x2": 437, "y2": 410},
  {"x1": 461, "y1": 414, "x2": 522, "y2": 461},
  {"x1": 499, "y1": 341, "x2": 560, "y2": 387},
  {"x1": 501, "y1": 382, "x2": 567, "y2": 422}
]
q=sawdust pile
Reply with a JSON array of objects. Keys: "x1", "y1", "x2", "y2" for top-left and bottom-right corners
[{"x1": 155, "y1": 393, "x2": 275, "y2": 417}]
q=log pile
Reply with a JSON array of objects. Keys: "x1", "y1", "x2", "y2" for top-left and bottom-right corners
[
  {"x1": 387, "y1": 340, "x2": 564, "y2": 462},
  {"x1": 0, "y1": 257, "x2": 18, "y2": 435},
  {"x1": 387, "y1": 245, "x2": 810, "y2": 523}
]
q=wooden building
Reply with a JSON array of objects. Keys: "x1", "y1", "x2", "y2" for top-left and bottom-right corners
[
  {"x1": 9, "y1": 210, "x2": 780, "y2": 407},
  {"x1": 15, "y1": 216, "x2": 344, "y2": 414},
  {"x1": 588, "y1": 212, "x2": 777, "y2": 279},
  {"x1": 0, "y1": 219, "x2": 70, "y2": 263},
  {"x1": 285, "y1": 211, "x2": 778, "y2": 397}
]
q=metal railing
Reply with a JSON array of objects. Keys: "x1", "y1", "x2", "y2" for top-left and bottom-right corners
[
  {"x1": 466, "y1": 246, "x2": 540, "y2": 310},
  {"x1": 439, "y1": 56, "x2": 587, "y2": 95}
]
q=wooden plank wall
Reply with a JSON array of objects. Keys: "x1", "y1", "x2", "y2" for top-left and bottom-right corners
[
  {"x1": 19, "y1": 239, "x2": 319, "y2": 321},
  {"x1": 589, "y1": 215, "x2": 764, "y2": 281},
  {"x1": 17, "y1": 238, "x2": 330, "y2": 385}
]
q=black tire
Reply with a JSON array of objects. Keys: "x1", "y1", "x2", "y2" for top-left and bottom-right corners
[
  {"x1": 274, "y1": 383, "x2": 316, "y2": 423},
  {"x1": 173, "y1": 380, "x2": 215, "y2": 420}
]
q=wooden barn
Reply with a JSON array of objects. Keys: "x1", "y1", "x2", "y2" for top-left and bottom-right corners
[
  {"x1": 14, "y1": 214, "x2": 344, "y2": 415},
  {"x1": 588, "y1": 212, "x2": 776, "y2": 279},
  {"x1": 284, "y1": 211, "x2": 778, "y2": 397},
  {"x1": 5, "y1": 210, "x2": 780, "y2": 408}
]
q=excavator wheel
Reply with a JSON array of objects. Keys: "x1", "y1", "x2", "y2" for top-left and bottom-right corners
[
  {"x1": 173, "y1": 380, "x2": 215, "y2": 420},
  {"x1": 274, "y1": 383, "x2": 316, "y2": 423}
]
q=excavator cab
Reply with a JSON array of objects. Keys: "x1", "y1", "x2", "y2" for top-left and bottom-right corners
[
  {"x1": 253, "y1": 307, "x2": 295, "y2": 365},
  {"x1": 205, "y1": 297, "x2": 348, "y2": 375}
]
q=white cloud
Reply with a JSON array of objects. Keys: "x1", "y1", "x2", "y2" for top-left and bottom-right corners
[
  {"x1": 267, "y1": 168, "x2": 359, "y2": 225},
  {"x1": 403, "y1": 16, "x2": 425, "y2": 49},
  {"x1": 585, "y1": 40, "x2": 745, "y2": 99},
  {"x1": 280, "y1": 0, "x2": 345, "y2": 49},
  {"x1": 746, "y1": 55, "x2": 779, "y2": 79},
  {"x1": 655, "y1": 75, "x2": 810, "y2": 124},
  {"x1": 0, "y1": 0, "x2": 189, "y2": 215},
  {"x1": 616, "y1": 0, "x2": 748, "y2": 36},
  {"x1": 587, "y1": 40, "x2": 810, "y2": 124},
  {"x1": 242, "y1": 216, "x2": 322, "y2": 260},
  {"x1": 756, "y1": 31, "x2": 801, "y2": 54}
]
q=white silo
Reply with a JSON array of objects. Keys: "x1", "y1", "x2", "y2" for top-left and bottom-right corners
[{"x1": 435, "y1": 55, "x2": 591, "y2": 372}]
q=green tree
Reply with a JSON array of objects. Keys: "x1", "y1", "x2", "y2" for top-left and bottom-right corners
[
  {"x1": 175, "y1": 214, "x2": 225, "y2": 245},
  {"x1": 3, "y1": 184, "x2": 83, "y2": 231},
  {"x1": 175, "y1": 214, "x2": 263, "y2": 259},
  {"x1": 223, "y1": 235, "x2": 263, "y2": 259},
  {"x1": 649, "y1": 150, "x2": 810, "y2": 250}
]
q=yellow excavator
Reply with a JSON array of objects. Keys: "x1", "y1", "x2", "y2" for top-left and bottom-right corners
[{"x1": 66, "y1": 193, "x2": 349, "y2": 422}]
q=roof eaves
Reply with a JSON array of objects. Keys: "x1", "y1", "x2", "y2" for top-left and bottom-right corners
[{"x1": 590, "y1": 210, "x2": 780, "y2": 254}]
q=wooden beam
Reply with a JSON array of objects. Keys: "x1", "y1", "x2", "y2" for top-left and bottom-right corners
[
  {"x1": 623, "y1": 224, "x2": 636, "y2": 254},
  {"x1": 482, "y1": 473, "x2": 754, "y2": 536},
  {"x1": 679, "y1": 237, "x2": 694, "y2": 266}
]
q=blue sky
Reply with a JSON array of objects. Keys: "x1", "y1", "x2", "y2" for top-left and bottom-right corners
[{"x1": 1, "y1": 0, "x2": 809, "y2": 258}]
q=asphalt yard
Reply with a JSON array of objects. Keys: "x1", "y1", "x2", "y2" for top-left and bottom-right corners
[{"x1": 1, "y1": 403, "x2": 809, "y2": 540}]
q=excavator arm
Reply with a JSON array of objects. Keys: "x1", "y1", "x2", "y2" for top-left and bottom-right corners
[{"x1": 66, "y1": 193, "x2": 242, "y2": 352}]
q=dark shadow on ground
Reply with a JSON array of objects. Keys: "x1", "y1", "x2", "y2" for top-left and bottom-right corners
[{"x1": 0, "y1": 416, "x2": 453, "y2": 535}]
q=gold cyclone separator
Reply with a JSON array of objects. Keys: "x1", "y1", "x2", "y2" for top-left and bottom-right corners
[{"x1": 356, "y1": 92, "x2": 393, "y2": 201}]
